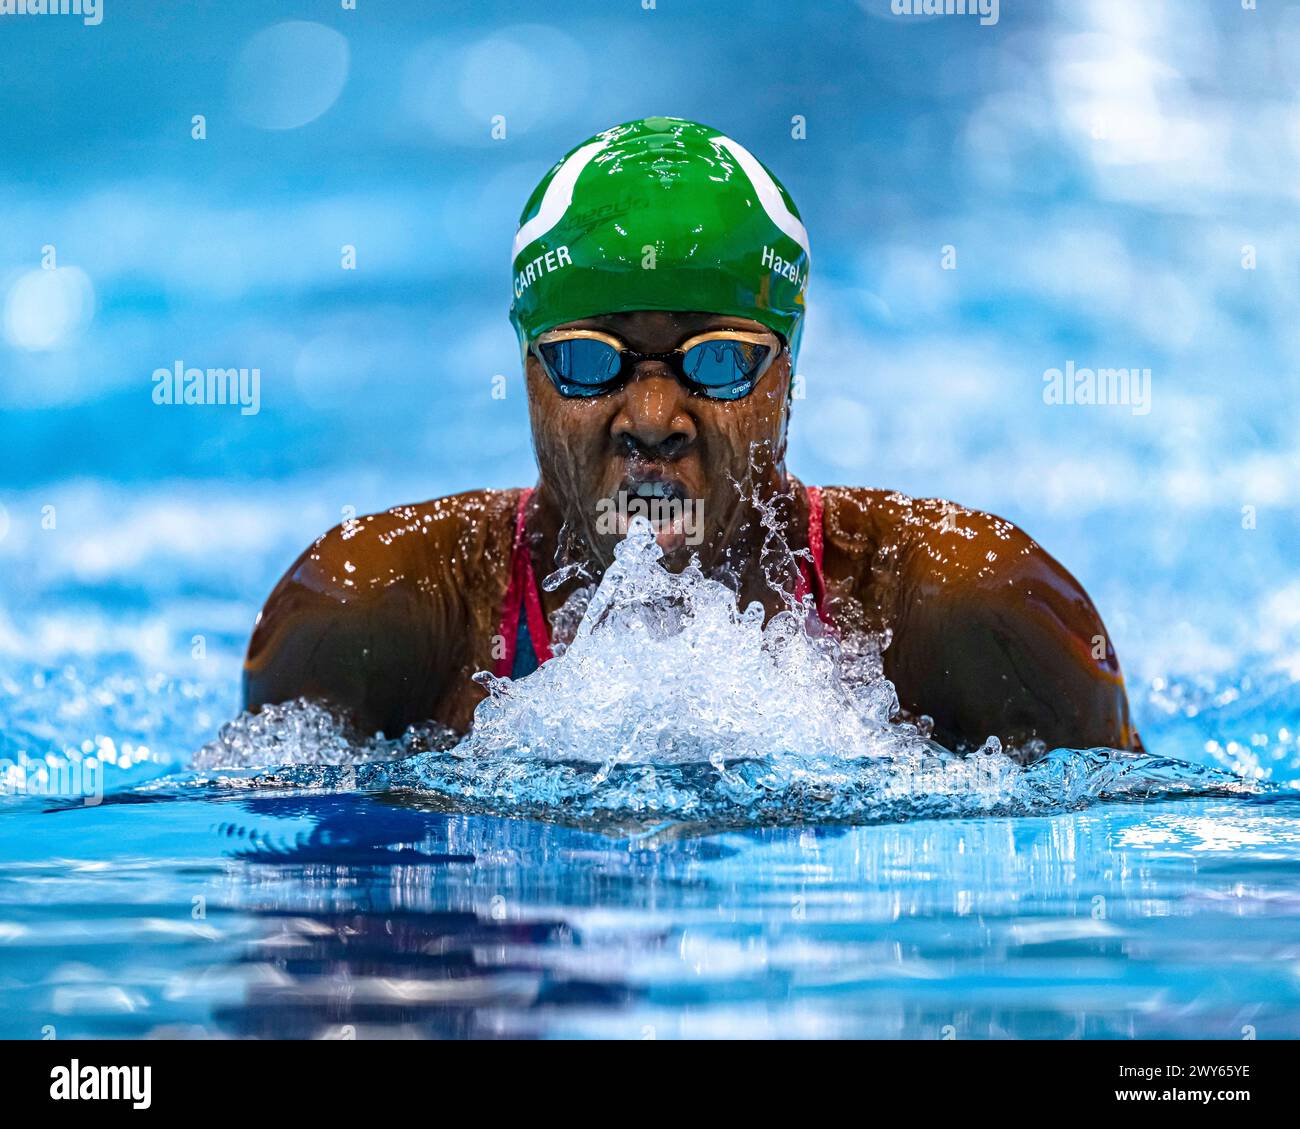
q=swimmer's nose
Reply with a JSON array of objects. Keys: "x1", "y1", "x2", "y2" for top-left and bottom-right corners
[{"x1": 610, "y1": 363, "x2": 696, "y2": 459}]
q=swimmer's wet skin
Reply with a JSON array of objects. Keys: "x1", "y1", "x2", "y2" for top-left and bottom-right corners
[{"x1": 243, "y1": 117, "x2": 1140, "y2": 756}]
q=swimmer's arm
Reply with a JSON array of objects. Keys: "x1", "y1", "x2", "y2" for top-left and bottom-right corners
[
  {"x1": 886, "y1": 512, "x2": 1141, "y2": 754},
  {"x1": 242, "y1": 523, "x2": 460, "y2": 738}
]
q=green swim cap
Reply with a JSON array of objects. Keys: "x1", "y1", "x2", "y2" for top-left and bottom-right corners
[{"x1": 509, "y1": 116, "x2": 811, "y2": 364}]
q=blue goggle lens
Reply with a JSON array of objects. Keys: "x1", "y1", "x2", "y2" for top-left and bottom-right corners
[
  {"x1": 537, "y1": 338, "x2": 621, "y2": 396},
  {"x1": 681, "y1": 340, "x2": 773, "y2": 400},
  {"x1": 535, "y1": 336, "x2": 777, "y2": 401}
]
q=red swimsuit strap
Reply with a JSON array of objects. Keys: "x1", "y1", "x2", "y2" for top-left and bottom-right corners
[
  {"x1": 492, "y1": 487, "x2": 554, "y2": 678},
  {"x1": 793, "y1": 484, "x2": 833, "y2": 626},
  {"x1": 495, "y1": 483, "x2": 832, "y2": 676}
]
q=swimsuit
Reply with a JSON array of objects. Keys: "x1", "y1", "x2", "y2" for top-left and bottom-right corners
[{"x1": 493, "y1": 486, "x2": 832, "y2": 680}]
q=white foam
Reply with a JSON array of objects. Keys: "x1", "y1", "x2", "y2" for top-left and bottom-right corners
[{"x1": 460, "y1": 516, "x2": 922, "y2": 766}]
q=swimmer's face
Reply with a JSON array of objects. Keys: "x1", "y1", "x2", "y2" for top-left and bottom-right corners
[{"x1": 526, "y1": 310, "x2": 793, "y2": 571}]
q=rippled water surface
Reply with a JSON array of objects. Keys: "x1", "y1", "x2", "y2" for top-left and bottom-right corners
[{"x1": 4, "y1": 792, "x2": 1300, "y2": 1039}]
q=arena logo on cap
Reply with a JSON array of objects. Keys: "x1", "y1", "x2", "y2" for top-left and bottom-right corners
[
  {"x1": 0, "y1": 0, "x2": 103, "y2": 25},
  {"x1": 890, "y1": 0, "x2": 999, "y2": 27}
]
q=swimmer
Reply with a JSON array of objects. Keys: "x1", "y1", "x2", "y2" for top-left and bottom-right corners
[{"x1": 244, "y1": 116, "x2": 1141, "y2": 754}]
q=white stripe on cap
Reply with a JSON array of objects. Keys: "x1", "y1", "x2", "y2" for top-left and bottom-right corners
[
  {"x1": 511, "y1": 138, "x2": 609, "y2": 259},
  {"x1": 714, "y1": 134, "x2": 812, "y2": 263}
]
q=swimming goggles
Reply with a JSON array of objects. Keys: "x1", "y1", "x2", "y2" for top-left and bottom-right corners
[{"x1": 530, "y1": 327, "x2": 785, "y2": 401}]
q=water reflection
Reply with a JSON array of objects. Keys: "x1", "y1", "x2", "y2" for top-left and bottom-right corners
[{"x1": 142, "y1": 792, "x2": 1300, "y2": 1039}]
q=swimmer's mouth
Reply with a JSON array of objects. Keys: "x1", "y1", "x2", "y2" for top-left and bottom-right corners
[
  {"x1": 622, "y1": 479, "x2": 686, "y2": 503},
  {"x1": 615, "y1": 472, "x2": 689, "y2": 507},
  {"x1": 609, "y1": 475, "x2": 695, "y2": 547}
]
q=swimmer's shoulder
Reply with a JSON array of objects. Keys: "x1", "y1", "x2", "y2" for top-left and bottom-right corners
[
  {"x1": 816, "y1": 485, "x2": 1043, "y2": 580},
  {"x1": 817, "y1": 484, "x2": 1084, "y2": 623},
  {"x1": 816, "y1": 485, "x2": 916, "y2": 558},
  {"x1": 267, "y1": 487, "x2": 520, "y2": 607},
  {"x1": 243, "y1": 488, "x2": 521, "y2": 733},
  {"x1": 814, "y1": 485, "x2": 1139, "y2": 752}
]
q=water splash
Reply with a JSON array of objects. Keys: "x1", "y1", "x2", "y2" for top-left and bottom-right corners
[
  {"x1": 193, "y1": 698, "x2": 456, "y2": 771},
  {"x1": 188, "y1": 518, "x2": 1268, "y2": 829},
  {"x1": 185, "y1": 725, "x2": 1262, "y2": 831},
  {"x1": 463, "y1": 516, "x2": 910, "y2": 765}
]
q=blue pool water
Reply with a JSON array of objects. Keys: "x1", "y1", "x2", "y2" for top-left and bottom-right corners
[
  {"x1": 4, "y1": 1, "x2": 1300, "y2": 1038},
  {"x1": 2, "y1": 790, "x2": 1299, "y2": 1040}
]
